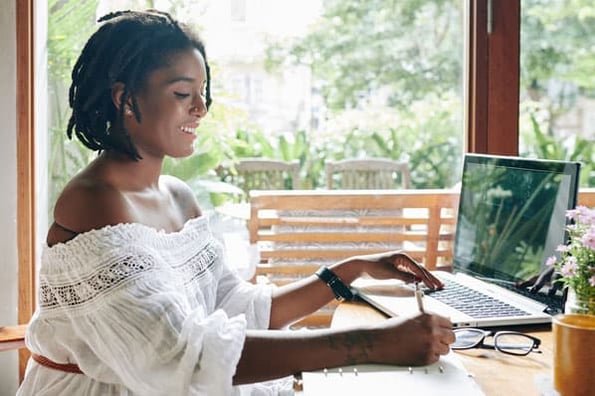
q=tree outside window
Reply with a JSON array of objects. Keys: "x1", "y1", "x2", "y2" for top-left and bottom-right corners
[{"x1": 45, "y1": 0, "x2": 593, "y2": 222}]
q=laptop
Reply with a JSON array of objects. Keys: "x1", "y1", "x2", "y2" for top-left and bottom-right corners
[{"x1": 353, "y1": 153, "x2": 581, "y2": 328}]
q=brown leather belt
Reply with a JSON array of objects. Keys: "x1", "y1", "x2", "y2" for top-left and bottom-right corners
[{"x1": 31, "y1": 353, "x2": 84, "y2": 374}]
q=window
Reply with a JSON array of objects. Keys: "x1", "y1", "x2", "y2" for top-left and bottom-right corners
[
  {"x1": 520, "y1": 0, "x2": 595, "y2": 186},
  {"x1": 230, "y1": 0, "x2": 247, "y2": 23},
  {"x1": 14, "y1": 0, "x2": 559, "y2": 379}
]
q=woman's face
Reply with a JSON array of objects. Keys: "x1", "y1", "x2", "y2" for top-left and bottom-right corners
[{"x1": 124, "y1": 48, "x2": 208, "y2": 159}]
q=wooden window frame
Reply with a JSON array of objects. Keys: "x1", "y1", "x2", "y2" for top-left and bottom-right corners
[
  {"x1": 14, "y1": 0, "x2": 520, "y2": 379},
  {"x1": 16, "y1": 0, "x2": 35, "y2": 380},
  {"x1": 467, "y1": 0, "x2": 520, "y2": 155}
]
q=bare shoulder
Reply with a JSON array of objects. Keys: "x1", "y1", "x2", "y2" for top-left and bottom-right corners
[
  {"x1": 160, "y1": 175, "x2": 201, "y2": 218},
  {"x1": 48, "y1": 176, "x2": 132, "y2": 246}
]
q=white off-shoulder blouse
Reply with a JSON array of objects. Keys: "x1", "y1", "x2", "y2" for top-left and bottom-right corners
[{"x1": 17, "y1": 216, "x2": 290, "y2": 396}]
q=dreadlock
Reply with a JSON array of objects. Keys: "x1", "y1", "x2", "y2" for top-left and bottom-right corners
[{"x1": 67, "y1": 9, "x2": 212, "y2": 160}]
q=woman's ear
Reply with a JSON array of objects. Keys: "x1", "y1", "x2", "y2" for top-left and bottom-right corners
[
  {"x1": 111, "y1": 82, "x2": 126, "y2": 108},
  {"x1": 111, "y1": 82, "x2": 133, "y2": 115}
]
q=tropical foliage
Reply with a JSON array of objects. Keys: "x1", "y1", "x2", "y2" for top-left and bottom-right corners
[
  {"x1": 47, "y1": 0, "x2": 99, "y2": 212},
  {"x1": 266, "y1": 0, "x2": 464, "y2": 111},
  {"x1": 46, "y1": 0, "x2": 594, "y2": 215},
  {"x1": 519, "y1": 0, "x2": 595, "y2": 186}
]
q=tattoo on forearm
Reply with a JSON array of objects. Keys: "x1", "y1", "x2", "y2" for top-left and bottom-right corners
[{"x1": 327, "y1": 332, "x2": 373, "y2": 365}]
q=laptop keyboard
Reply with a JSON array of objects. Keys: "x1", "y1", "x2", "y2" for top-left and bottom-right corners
[
  {"x1": 425, "y1": 278, "x2": 531, "y2": 318},
  {"x1": 496, "y1": 282, "x2": 563, "y2": 314}
]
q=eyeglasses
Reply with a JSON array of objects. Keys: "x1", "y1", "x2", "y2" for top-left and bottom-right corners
[{"x1": 452, "y1": 328, "x2": 542, "y2": 356}]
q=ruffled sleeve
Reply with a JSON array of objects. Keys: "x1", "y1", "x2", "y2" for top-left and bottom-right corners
[{"x1": 215, "y1": 258, "x2": 273, "y2": 330}]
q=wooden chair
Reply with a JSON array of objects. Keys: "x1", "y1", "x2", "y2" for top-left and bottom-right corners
[
  {"x1": 248, "y1": 189, "x2": 460, "y2": 327},
  {"x1": 234, "y1": 158, "x2": 300, "y2": 196},
  {"x1": 578, "y1": 187, "x2": 595, "y2": 208},
  {"x1": 325, "y1": 158, "x2": 411, "y2": 189}
]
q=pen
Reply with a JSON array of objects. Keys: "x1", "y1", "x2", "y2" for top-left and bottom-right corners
[{"x1": 415, "y1": 281, "x2": 425, "y2": 313}]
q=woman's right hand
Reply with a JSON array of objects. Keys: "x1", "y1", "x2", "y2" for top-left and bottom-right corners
[{"x1": 369, "y1": 313, "x2": 455, "y2": 366}]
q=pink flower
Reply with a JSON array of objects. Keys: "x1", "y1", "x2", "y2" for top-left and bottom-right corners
[
  {"x1": 581, "y1": 227, "x2": 595, "y2": 250},
  {"x1": 545, "y1": 255, "x2": 557, "y2": 267},
  {"x1": 558, "y1": 208, "x2": 595, "y2": 305},
  {"x1": 560, "y1": 257, "x2": 578, "y2": 278},
  {"x1": 577, "y1": 206, "x2": 595, "y2": 225},
  {"x1": 556, "y1": 245, "x2": 570, "y2": 253},
  {"x1": 566, "y1": 208, "x2": 580, "y2": 221}
]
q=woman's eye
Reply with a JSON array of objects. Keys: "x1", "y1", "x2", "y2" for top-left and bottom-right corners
[{"x1": 174, "y1": 92, "x2": 190, "y2": 98}]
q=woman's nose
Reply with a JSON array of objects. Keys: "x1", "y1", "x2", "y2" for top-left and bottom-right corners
[{"x1": 190, "y1": 99, "x2": 207, "y2": 118}]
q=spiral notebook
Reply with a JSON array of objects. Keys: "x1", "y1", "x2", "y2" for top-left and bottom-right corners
[{"x1": 301, "y1": 352, "x2": 483, "y2": 395}]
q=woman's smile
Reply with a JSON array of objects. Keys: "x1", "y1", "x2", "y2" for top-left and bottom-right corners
[{"x1": 179, "y1": 125, "x2": 198, "y2": 135}]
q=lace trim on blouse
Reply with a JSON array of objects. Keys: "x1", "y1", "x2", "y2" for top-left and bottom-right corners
[
  {"x1": 38, "y1": 216, "x2": 220, "y2": 314},
  {"x1": 39, "y1": 244, "x2": 219, "y2": 311},
  {"x1": 42, "y1": 216, "x2": 210, "y2": 273}
]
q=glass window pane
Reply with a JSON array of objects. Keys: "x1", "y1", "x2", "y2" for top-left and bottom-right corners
[
  {"x1": 46, "y1": 0, "x2": 466, "y2": 219},
  {"x1": 214, "y1": 0, "x2": 466, "y2": 191},
  {"x1": 520, "y1": 1, "x2": 595, "y2": 187},
  {"x1": 46, "y1": 0, "x2": 98, "y2": 222}
]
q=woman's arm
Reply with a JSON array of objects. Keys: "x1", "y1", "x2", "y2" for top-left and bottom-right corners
[
  {"x1": 268, "y1": 251, "x2": 443, "y2": 329},
  {"x1": 234, "y1": 312, "x2": 454, "y2": 385}
]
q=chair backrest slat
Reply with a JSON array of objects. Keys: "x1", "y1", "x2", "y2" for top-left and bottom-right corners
[
  {"x1": 233, "y1": 158, "x2": 301, "y2": 196},
  {"x1": 325, "y1": 158, "x2": 411, "y2": 189}
]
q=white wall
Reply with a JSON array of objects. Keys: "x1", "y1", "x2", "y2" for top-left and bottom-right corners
[{"x1": 0, "y1": 0, "x2": 19, "y2": 394}]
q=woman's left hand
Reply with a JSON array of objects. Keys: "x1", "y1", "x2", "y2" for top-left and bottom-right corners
[{"x1": 351, "y1": 250, "x2": 444, "y2": 290}]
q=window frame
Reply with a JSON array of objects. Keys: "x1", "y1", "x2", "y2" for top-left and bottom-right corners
[
  {"x1": 467, "y1": 0, "x2": 519, "y2": 155},
  {"x1": 16, "y1": 0, "x2": 36, "y2": 380}
]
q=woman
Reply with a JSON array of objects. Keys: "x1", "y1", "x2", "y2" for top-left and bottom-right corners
[{"x1": 18, "y1": 10, "x2": 454, "y2": 396}]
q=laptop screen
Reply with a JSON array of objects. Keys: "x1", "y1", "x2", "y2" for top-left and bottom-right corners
[{"x1": 453, "y1": 154, "x2": 580, "y2": 290}]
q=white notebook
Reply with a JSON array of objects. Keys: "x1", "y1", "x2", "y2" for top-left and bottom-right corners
[{"x1": 301, "y1": 352, "x2": 483, "y2": 396}]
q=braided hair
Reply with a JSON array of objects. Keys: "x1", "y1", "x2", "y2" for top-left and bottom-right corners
[{"x1": 67, "y1": 10, "x2": 212, "y2": 160}]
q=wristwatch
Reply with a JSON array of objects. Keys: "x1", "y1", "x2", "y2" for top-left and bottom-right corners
[{"x1": 315, "y1": 266, "x2": 355, "y2": 302}]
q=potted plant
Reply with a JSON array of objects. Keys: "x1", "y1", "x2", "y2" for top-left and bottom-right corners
[{"x1": 549, "y1": 205, "x2": 595, "y2": 315}]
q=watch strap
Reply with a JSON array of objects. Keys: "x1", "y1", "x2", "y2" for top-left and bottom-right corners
[{"x1": 315, "y1": 266, "x2": 355, "y2": 302}]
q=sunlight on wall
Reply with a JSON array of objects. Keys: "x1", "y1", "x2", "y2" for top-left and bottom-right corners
[{"x1": 0, "y1": 2, "x2": 18, "y2": 394}]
